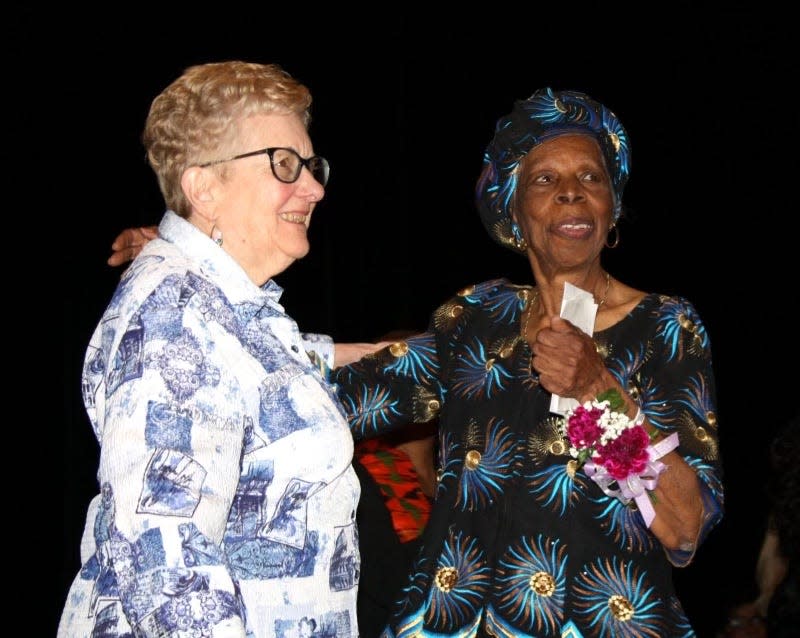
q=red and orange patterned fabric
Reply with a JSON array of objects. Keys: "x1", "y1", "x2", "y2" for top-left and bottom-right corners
[{"x1": 355, "y1": 438, "x2": 432, "y2": 543}]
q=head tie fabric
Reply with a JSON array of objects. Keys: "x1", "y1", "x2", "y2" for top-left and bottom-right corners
[{"x1": 475, "y1": 87, "x2": 631, "y2": 254}]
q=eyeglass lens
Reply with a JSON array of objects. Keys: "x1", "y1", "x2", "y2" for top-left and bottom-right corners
[{"x1": 271, "y1": 148, "x2": 329, "y2": 186}]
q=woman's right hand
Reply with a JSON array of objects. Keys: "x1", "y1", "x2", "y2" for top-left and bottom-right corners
[
  {"x1": 107, "y1": 225, "x2": 158, "y2": 267},
  {"x1": 531, "y1": 316, "x2": 616, "y2": 403}
]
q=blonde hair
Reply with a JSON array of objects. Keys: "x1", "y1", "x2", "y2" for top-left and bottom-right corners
[{"x1": 143, "y1": 61, "x2": 312, "y2": 217}]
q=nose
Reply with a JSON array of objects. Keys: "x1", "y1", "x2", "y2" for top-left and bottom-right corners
[
  {"x1": 555, "y1": 177, "x2": 585, "y2": 204},
  {"x1": 300, "y1": 168, "x2": 325, "y2": 202}
]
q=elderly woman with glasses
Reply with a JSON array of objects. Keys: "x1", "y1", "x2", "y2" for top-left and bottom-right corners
[{"x1": 59, "y1": 60, "x2": 378, "y2": 638}]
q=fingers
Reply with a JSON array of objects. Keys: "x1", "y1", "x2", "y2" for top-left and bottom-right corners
[
  {"x1": 107, "y1": 247, "x2": 139, "y2": 267},
  {"x1": 538, "y1": 316, "x2": 581, "y2": 343},
  {"x1": 548, "y1": 316, "x2": 573, "y2": 332},
  {"x1": 334, "y1": 342, "x2": 388, "y2": 367},
  {"x1": 111, "y1": 227, "x2": 158, "y2": 251},
  {"x1": 108, "y1": 227, "x2": 158, "y2": 267},
  {"x1": 531, "y1": 321, "x2": 602, "y2": 398}
]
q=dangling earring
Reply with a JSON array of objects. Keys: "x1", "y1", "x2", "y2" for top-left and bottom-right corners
[
  {"x1": 511, "y1": 222, "x2": 528, "y2": 251},
  {"x1": 605, "y1": 224, "x2": 620, "y2": 249},
  {"x1": 210, "y1": 224, "x2": 223, "y2": 247}
]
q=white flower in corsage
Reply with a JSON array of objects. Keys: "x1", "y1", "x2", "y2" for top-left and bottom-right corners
[{"x1": 559, "y1": 388, "x2": 679, "y2": 527}]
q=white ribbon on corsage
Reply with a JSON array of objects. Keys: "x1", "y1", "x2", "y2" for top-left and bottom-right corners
[{"x1": 583, "y1": 432, "x2": 679, "y2": 527}]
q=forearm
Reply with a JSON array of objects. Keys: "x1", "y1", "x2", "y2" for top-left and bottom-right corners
[
  {"x1": 578, "y1": 374, "x2": 707, "y2": 552},
  {"x1": 647, "y1": 451, "x2": 704, "y2": 550}
]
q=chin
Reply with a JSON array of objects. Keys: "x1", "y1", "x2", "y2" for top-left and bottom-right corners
[
  {"x1": 296, "y1": 239, "x2": 311, "y2": 257},
  {"x1": 290, "y1": 242, "x2": 311, "y2": 260}
]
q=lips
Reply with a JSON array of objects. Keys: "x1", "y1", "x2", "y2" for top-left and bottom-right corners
[{"x1": 554, "y1": 218, "x2": 594, "y2": 240}]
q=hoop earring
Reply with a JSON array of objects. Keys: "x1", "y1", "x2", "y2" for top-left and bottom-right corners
[
  {"x1": 210, "y1": 224, "x2": 223, "y2": 246},
  {"x1": 511, "y1": 221, "x2": 528, "y2": 251},
  {"x1": 605, "y1": 224, "x2": 620, "y2": 249}
]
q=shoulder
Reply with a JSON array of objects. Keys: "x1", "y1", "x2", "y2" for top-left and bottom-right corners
[
  {"x1": 604, "y1": 283, "x2": 703, "y2": 320},
  {"x1": 648, "y1": 293, "x2": 706, "y2": 322},
  {"x1": 440, "y1": 278, "x2": 529, "y2": 307},
  {"x1": 642, "y1": 293, "x2": 714, "y2": 357},
  {"x1": 428, "y1": 278, "x2": 528, "y2": 338},
  {"x1": 110, "y1": 248, "x2": 230, "y2": 326}
]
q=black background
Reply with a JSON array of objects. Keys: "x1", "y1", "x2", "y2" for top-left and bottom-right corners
[{"x1": 19, "y1": 6, "x2": 795, "y2": 637}]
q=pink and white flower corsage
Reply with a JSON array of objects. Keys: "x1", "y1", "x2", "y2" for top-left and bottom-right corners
[{"x1": 560, "y1": 389, "x2": 679, "y2": 527}]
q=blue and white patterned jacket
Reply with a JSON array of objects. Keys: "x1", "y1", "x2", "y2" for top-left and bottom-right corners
[{"x1": 59, "y1": 211, "x2": 361, "y2": 638}]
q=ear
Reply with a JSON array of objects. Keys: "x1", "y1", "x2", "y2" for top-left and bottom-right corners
[{"x1": 181, "y1": 166, "x2": 217, "y2": 226}]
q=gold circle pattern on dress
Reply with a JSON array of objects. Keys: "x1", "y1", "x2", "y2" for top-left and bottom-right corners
[
  {"x1": 530, "y1": 571, "x2": 556, "y2": 596},
  {"x1": 465, "y1": 450, "x2": 482, "y2": 469},
  {"x1": 434, "y1": 566, "x2": 458, "y2": 592},
  {"x1": 549, "y1": 440, "x2": 566, "y2": 456},
  {"x1": 389, "y1": 342, "x2": 408, "y2": 357},
  {"x1": 608, "y1": 594, "x2": 634, "y2": 621}
]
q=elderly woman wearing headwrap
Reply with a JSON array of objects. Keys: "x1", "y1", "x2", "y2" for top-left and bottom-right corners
[{"x1": 334, "y1": 88, "x2": 723, "y2": 637}]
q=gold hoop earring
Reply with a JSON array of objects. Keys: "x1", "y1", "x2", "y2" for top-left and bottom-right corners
[
  {"x1": 605, "y1": 225, "x2": 620, "y2": 249},
  {"x1": 511, "y1": 221, "x2": 528, "y2": 251}
]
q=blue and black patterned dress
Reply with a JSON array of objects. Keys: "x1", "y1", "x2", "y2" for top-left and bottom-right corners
[{"x1": 333, "y1": 278, "x2": 723, "y2": 638}]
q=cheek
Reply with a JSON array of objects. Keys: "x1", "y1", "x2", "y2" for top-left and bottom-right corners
[
  {"x1": 240, "y1": 183, "x2": 293, "y2": 228},
  {"x1": 516, "y1": 196, "x2": 548, "y2": 231},
  {"x1": 264, "y1": 182, "x2": 297, "y2": 210}
]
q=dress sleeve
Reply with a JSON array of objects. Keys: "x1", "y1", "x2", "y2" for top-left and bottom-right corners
[
  {"x1": 332, "y1": 331, "x2": 444, "y2": 440},
  {"x1": 640, "y1": 296, "x2": 723, "y2": 567},
  {"x1": 89, "y1": 300, "x2": 249, "y2": 635}
]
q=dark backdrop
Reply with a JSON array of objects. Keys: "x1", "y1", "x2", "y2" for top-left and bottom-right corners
[{"x1": 22, "y1": 7, "x2": 795, "y2": 637}]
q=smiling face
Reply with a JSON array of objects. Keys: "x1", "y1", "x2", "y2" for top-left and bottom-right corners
[
  {"x1": 513, "y1": 134, "x2": 615, "y2": 275},
  {"x1": 197, "y1": 112, "x2": 325, "y2": 285}
]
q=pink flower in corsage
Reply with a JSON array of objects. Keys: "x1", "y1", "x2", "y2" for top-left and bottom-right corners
[
  {"x1": 560, "y1": 389, "x2": 679, "y2": 527},
  {"x1": 563, "y1": 404, "x2": 606, "y2": 452},
  {"x1": 594, "y1": 425, "x2": 651, "y2": 480}
]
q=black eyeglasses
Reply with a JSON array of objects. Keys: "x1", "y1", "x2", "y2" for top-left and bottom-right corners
[{"x1": 198, "y1": 147, "x2": 330, "y2": 186}]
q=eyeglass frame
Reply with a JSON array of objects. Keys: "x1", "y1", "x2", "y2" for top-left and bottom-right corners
[{"x1": 197, "y1": 146, "x2": 330, "y2": 186}]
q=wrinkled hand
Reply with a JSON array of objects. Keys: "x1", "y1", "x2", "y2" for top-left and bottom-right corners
[
  {"x1": 530, "y1": 316, "x2": 611, "y2": 402},
  {"x1": 107, "y1": 226, "x2": 158, "y2": 267}
]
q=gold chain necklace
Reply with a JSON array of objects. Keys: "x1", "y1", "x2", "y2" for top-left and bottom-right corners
[{"x1": 521, "y1": 271, "x2": 611, "y2": 338}]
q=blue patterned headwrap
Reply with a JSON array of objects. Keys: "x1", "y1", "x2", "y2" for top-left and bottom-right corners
[{"x1": 476, "y1": 88, "x2": 631, "y2": 255}]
